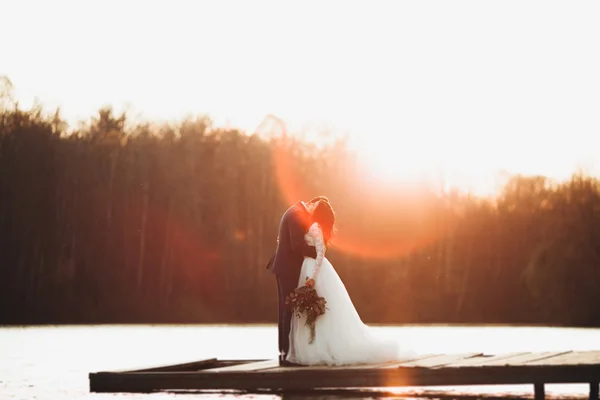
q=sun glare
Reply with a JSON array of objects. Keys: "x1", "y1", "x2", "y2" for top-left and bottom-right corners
[
  {"x1": 357, "y1": 144, "x2": 438, "y2": 185},
  {"x1": 353, "y1": 135, "x2": 600, "y2": 198},
  {"x1": 347, "y1": 132, "x2": 505, "y2": 197}
]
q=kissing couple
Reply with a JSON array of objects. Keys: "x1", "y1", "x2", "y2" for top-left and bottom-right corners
[{"x1": 266, "y1": 196, "x2": 413, "y2": 366}]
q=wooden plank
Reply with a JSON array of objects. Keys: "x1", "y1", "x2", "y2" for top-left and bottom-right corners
[
  {"x1": 526, "y1": 351, "x2": 600, "y2": 366},
  {"x1": 478, "y1": 351, "x2": 572, "y2": 366},
  {"x1": 398, "y1": 353, "x2": 483, "y2": 368},
  {"x1": 89, "y1": 363, "x2": 600, "y2": 393},
  {"x1": 88, "y1": 350, "x2": 600, "y2": 393},
  {"x1": 111, "y1": 358, "x2": 221, "y2": 373},
  {"x1": 268, "y1": 354, "x2": 436, "y2": 373},
  {"x1": 273, "y1": 363, "x2": 397, "y2": 373},
  {"x1": 267, "y1": 362, "x2": 392, "y2": 373},
  {"x1": 205, "y1": 360, "x2": 280, "y2": 372},
  {"x1": 443, "y1": 352, "x2": 530, "y2": 367},
  {"x1": 382, "y1": 353, "x2": 445, "y2": 368}
]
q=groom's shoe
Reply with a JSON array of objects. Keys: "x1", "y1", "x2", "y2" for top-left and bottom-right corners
[
  {"x1": 279, "y1": 356, "x2": 302, "y2": 367},
  {"x1": 279, "y1": 359, "x2": 302, "y2": 367}
]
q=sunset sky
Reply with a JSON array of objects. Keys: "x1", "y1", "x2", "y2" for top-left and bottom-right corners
[{"x1": 2, "y1": 0, "x2": 600, "y2": 195}]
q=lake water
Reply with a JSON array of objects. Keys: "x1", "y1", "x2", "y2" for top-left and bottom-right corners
[{"x1": 1, "y1": 324, "x2": 599, "y2": 399}]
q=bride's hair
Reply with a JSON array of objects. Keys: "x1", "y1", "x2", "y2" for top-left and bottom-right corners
[{"x1": 312, "y1": 200, "x2": 336, "y2": 246}]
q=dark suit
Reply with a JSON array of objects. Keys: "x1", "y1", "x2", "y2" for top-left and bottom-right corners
[{"x1": 266, "y1": 201, "x2": 317, "y2": 361}]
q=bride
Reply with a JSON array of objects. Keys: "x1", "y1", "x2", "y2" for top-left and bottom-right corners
[{"x1": 286, "y1": 200, "x2": 413, "y2": 366}]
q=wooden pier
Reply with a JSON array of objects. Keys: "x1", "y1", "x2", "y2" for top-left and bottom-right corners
[{"x1": 89, "y1": 350, "x2": 600, "y2": 399}]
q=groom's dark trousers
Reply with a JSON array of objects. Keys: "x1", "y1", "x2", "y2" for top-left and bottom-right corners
[
  {"x1": 275, "y1": 268, "x2": 301, "y2": 362},
  {"x1": 266, "y1": 201, "x2": 316, "y2": 362}
]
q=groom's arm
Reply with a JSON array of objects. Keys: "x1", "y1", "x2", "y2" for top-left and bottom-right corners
[
  {"x1": 288, "y1": 213, "x2": 317, "y2": 259},
  {"x1": 296, "y1": 240, "x2": 317, "y2": 259}
]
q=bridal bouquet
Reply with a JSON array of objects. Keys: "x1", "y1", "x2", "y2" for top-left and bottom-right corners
[{"x1": 285, "y1": 279, "x2": 327, "y2": 344}]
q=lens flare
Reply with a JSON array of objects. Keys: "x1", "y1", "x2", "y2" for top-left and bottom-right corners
[{"x1": 258, "y1": 115, "x2": 441, "y2": 260}]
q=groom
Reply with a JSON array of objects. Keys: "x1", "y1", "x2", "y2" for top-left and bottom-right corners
[{"x1": 266, "y1": 196, "x2": 329, "y2": 366}]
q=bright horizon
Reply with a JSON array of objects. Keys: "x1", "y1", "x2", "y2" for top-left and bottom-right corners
[{"x1": 3, "y1": 0, "x2": 600, "y2": 196}]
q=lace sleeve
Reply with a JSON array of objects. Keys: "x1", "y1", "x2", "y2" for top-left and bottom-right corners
[{"x1": 308, "y1": 223, "x2": 326, "y2": 280}]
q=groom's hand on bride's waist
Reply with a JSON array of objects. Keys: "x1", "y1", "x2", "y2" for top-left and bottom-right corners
[
  {"x1": 292, "y1": 238, "x2": 317, "y2": 259},
  {"x1": 297, "y1": 242, "x2": 317, "y2": 259}
]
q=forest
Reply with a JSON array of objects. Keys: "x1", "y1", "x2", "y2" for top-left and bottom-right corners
[{"x1": 1, "y1": 78, "x2": 599, "y2": 326}]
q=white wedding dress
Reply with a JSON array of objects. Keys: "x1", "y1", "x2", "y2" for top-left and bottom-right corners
[{"x1": 286, "y1": 222, "x2": 414, "y2": 366}]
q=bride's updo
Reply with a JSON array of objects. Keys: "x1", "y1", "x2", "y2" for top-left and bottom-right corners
[{"x1": 312, "y1": 200, "x2": 336, "y2": 247}]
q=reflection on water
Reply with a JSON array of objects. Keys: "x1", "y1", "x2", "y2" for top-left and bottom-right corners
[{"x1": 0, "y1": 324, "x2": 598, "y2": 399}]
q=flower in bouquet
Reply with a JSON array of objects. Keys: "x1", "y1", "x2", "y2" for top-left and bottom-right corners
[{"x1": 285, "y1": 278, "x2": 327, "y2": 344}]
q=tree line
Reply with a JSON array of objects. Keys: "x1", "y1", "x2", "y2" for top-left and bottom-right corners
[{"x1": 1, "y1": 81, "x2": 599, "y2": 326}]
